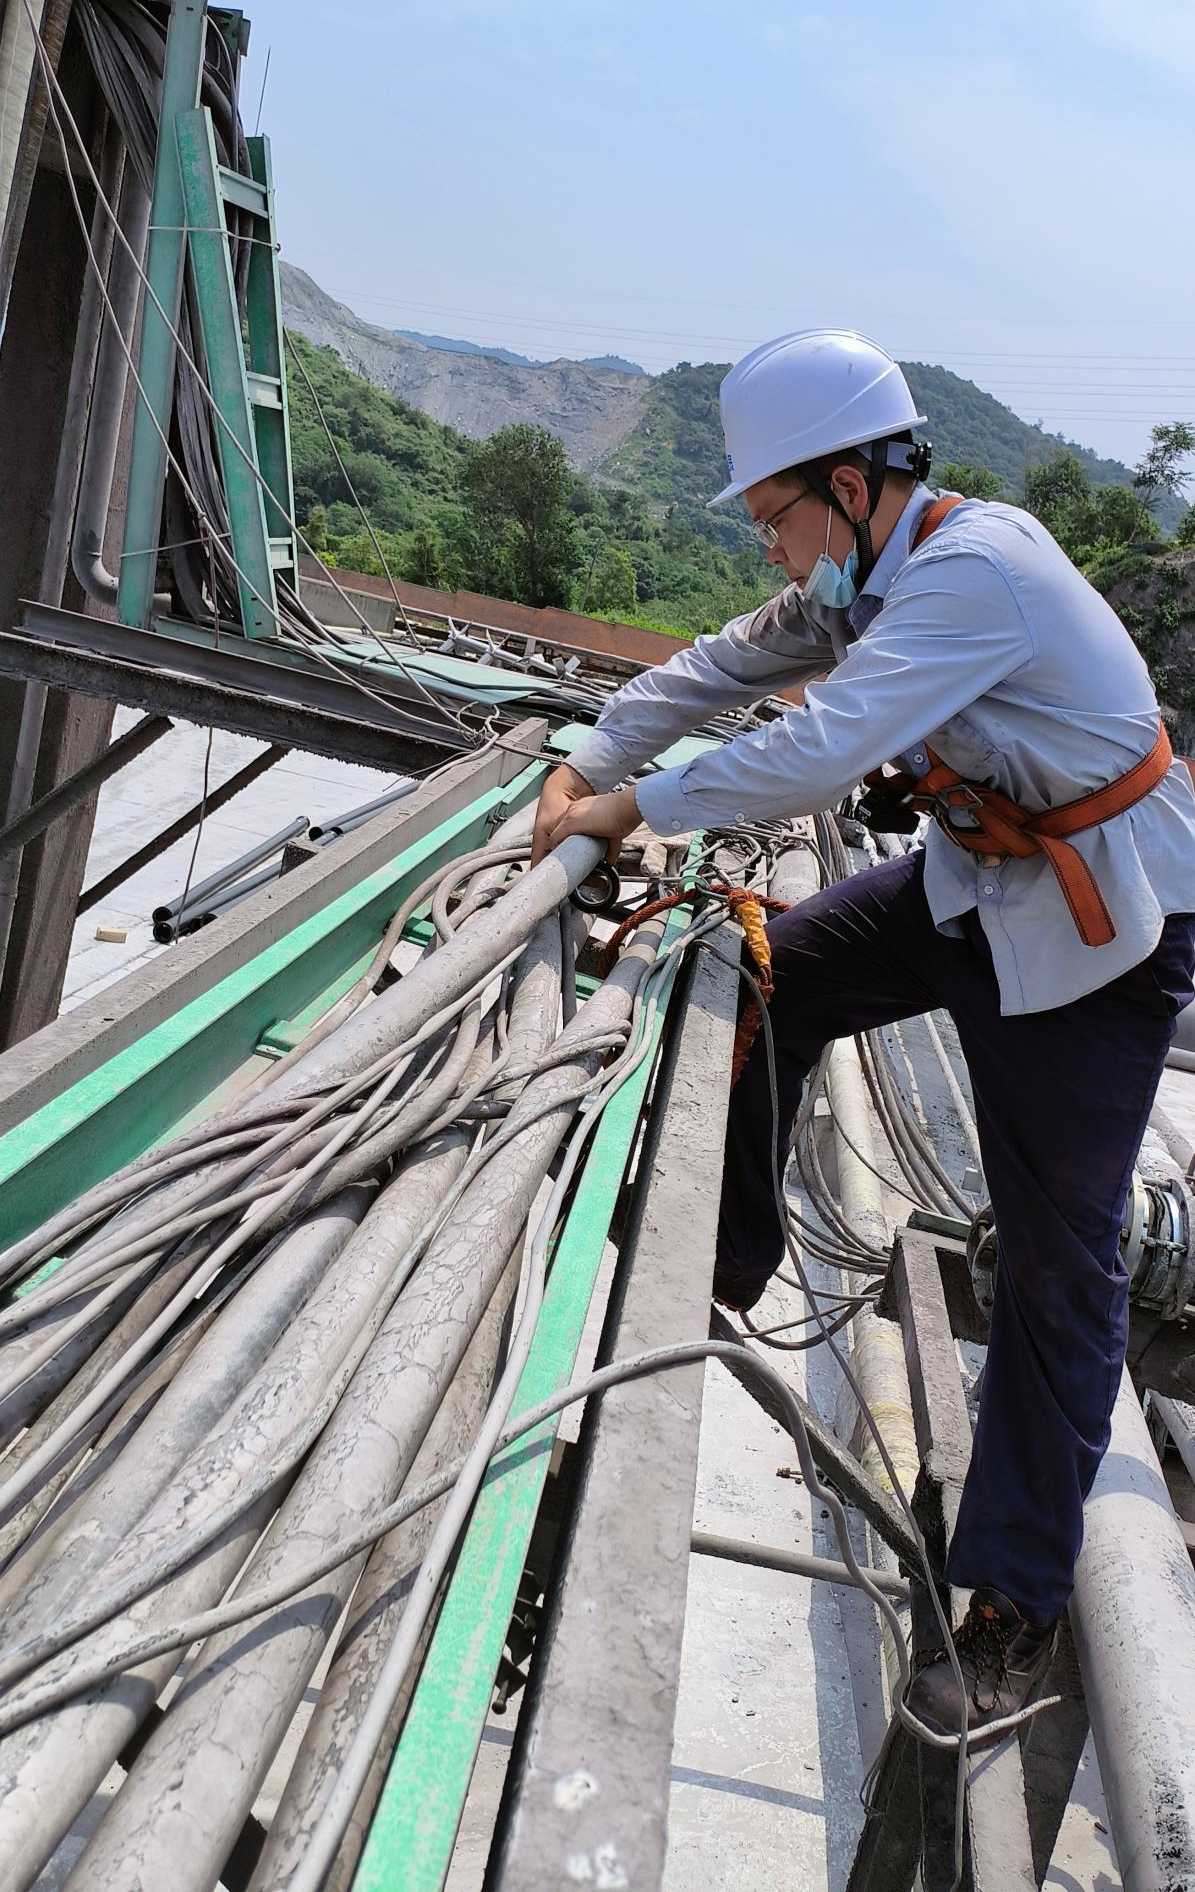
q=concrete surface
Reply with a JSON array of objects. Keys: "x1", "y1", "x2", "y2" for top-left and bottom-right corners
[{"x1": 61, "y1": 705, "x2": 409, "y2": 1015}]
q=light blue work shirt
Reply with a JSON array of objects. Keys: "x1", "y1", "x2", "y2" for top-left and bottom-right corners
[{"x1": 568, "y1": 485, "x2": 1195, "y2": 1015}]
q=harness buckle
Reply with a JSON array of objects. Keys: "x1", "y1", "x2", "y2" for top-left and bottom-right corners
[{"x1": 938, "y1": 783, "x2": 985, "y2": 812}]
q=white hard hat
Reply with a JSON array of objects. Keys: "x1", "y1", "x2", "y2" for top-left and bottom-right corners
[{"x1": 709, "y1": 329, "x2": 927, "y2": 506}]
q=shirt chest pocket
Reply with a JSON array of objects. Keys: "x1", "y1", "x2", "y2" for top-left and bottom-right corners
[{"x1": 922, "y1": 710, "x2": 1002, "y2": 782}]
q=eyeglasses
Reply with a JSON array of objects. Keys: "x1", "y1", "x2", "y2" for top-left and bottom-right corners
[{"x1": 750, "y1": 488, "x2": 808, "y2": 550}]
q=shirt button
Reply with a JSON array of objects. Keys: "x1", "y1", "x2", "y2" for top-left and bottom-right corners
[
  {"x1": 736, "y1": 811, "x2": 747, "y2": 823},
  {"x1": 983, "y1": 883, "x2": 995, "y2": 895}
]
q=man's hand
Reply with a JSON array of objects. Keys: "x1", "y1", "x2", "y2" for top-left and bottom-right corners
[
  {"x1": 531, "y1": 763, "x2": 600, "y2": 866},
  {"x1": 544, "y1": 785, "x2": 641, "y2": 865}
]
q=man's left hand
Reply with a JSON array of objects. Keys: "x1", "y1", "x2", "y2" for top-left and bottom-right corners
[{"x1": 545, "y1": 785, "x2": 641, "y2": 864}]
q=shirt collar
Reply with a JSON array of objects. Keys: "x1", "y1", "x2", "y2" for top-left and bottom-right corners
[{"x1": 846, "y1": 483, "x2": 936, "y2": 635}]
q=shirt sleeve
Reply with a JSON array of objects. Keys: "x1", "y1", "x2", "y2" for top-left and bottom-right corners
[
  {"x1": 565, "y1": 585, "x2": 839, "y2": 792},
  {"x1": 634, "y1": 547, "x2": 1036, "y2": 835}
]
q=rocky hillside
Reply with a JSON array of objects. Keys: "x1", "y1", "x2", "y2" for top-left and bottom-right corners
[
  {"x1": 1096, "y1": 547, "x2": 1195, "y2": 749},
  {"x1": 281, "y1": 261, "x2": 1165, "y2": 521},
  {"x1": 281, "y1": 264, "x2": 650, "y2": 473}
]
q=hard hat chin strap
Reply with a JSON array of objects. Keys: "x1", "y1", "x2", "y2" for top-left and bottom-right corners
[{"x1": 801, "y1": 437, "x2": 933, "y2": 586}]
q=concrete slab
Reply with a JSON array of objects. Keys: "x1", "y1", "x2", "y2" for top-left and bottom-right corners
[{"x1": 62, "y1": 707, "x2": 408, "y2": 1007}]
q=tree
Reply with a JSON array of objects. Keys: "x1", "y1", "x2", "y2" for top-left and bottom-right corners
[
  {"x1": 1092, "y1": 484, "x2": 1155, "y2": 547},
  {"x1": 305, "y1": 502, "x2": 329, "y2": 553},
  {"x1": 1176, "y1": 507, "x2": 1195, "y2": 548},
  {"x1": 405, "y1": 525, "x2": 446, "y2": 589},
  {"x1": 939, "y1": 461, "x2": 1004, "y2": 500},
  {"x1": 1024, "y1": 451, "x2": 1091, "y2": 525},
  {"x1": 1133, "y1": 422, "x2": 1195, "y2": 518},
  {"x1": 464, "y1": 424, "x2": 580, "y2": 607},
  {"x1": 587, "y1": 545, "x2": 638, "y2": 618}
]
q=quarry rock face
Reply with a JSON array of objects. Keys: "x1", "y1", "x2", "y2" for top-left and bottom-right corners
[{"x1": 280, "y1": 261, "x2": 650, "y2": 471}]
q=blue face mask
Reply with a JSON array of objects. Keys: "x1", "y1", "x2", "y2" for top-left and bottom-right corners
[{"x1": 799, "y1": 506, "x2": 859, "y2": 611}]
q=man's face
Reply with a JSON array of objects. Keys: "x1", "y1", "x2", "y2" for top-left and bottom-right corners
[{"x1": 743, "y1": 469, "x2": 861, "y2": 585}]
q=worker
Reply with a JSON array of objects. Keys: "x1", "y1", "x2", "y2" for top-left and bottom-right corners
[{"x1": 530, "y1": 329, "x2": 1195, "y2": 1743}]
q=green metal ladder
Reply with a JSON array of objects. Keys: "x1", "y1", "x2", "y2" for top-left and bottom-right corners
[{"x1": 117, "y1": 2, "x2": 296, "y2": 640}]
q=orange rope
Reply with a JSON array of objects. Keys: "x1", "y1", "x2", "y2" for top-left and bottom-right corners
[
  {"x1": 596, "y1": 892, "x2": 692, "y2": 978},
  {"x1": 594, "y1": 882, "x2": 789, "y2": 1086}
]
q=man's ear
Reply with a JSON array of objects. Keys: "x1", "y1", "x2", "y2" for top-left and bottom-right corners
[{"x1": 829, "y1": 463, "x2": 869, "y2": 524}]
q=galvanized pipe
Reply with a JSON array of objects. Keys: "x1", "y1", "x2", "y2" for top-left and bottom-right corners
[
  {"x1": 690, "y1": 1530, "x2": 910, "y2": 1601},
  {"x1": 70, "y1": 158, "x2": 152, "y2": 606},
  {"x1": 307, "y1": 778, "x2": 416, "y2": 841},
  {"x1": 77, "y1": 743, "x2": 287, "y2": 915},
  {"x1": 1069, "y1": 1369, "x2": 1195, "y2": 1891},
  {"x1": 172, "y1": 856, "x2": 286, "y2": 937},
  {"x1": 150, "y1": 815, "x2": 309, "y2": 928}
]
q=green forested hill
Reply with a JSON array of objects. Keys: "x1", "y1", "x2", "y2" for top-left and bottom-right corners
[
  {"x1": 287, "y1": 334, "x2": 780, "y2": 635},
  {"x1": 599, "y1": 358, "x2": 1181, "y2": 533},
  {"x1": 286, "y1": 333, "x2": 1187, "y2": 641}
]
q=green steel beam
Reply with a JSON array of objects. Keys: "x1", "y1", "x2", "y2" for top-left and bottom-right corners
[
  {"x1": 352, "y1": 901, "x2": 694, "y2": 1892},
  {"x1": 117, "y1": 0, "x2": 207, "y2": 630},
  {"x1": 243, "y1": 136, "x2": 297, "y2": 580},
  {"x1": 174, "y1": 106, "x2": 277, "y2": 638},
  {"x1": 0, "y1": 763, "x2": 544, "y2": 1249}
]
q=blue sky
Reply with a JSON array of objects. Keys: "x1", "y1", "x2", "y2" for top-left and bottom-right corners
[{"x1": 242, "y1": 0, "x2": 1195, "y2": 469}]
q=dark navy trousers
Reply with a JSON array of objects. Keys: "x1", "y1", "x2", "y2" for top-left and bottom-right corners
[{"x1": 717, "y1": 850, "x2": 1195, "y2": 1623}]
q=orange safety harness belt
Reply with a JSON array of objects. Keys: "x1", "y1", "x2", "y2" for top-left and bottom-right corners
[{"x1": 864, "y1": 495, "x2": 1176, "y2": 948}]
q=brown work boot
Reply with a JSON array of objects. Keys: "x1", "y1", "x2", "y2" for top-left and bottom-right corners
[{"x1": 903, "y1": 1585, "x2": 1057, "y2": 1747}]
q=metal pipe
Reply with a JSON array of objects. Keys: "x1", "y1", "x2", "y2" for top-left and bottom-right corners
[
  {"x1": 168, "y1": 856, "x2": 285, "y2": 940},
  {"x1": 690, "y1": 1530, "x2": 910, "y2": 1601},
  {"x1": 0, "y1": 714, "x2": 173, "y2": 859},
  {"x1": 77, "y1": 743, "x2": 288, "y2": 914},
  {"x1": 70, "y1": 158, "x2": 152, "y2": 605},
  {"x1": 307, "y1": 778, "x2": 416, "y2": 841},
  {"x1": 150, "y1": 815, "x2": 308, "y2": 927},
  {"x1": 1069, "y1": 1369, "x2": 1195, "y2": 1891}
]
